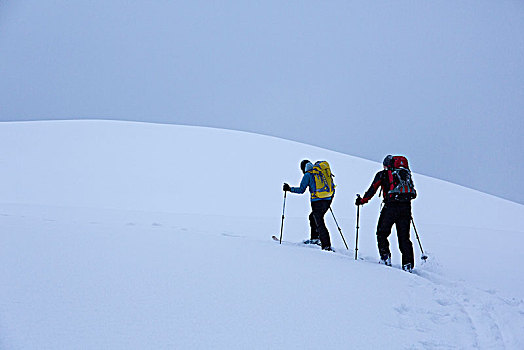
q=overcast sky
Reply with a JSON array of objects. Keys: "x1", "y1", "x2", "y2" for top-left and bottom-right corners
[{"x1": 1, "y1": 1, "x2": 523, "y2": 204}]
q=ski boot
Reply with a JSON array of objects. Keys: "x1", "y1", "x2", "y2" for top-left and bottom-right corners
[
  {"x1": 379, "y1": 255, "x2": 392, "y2": 266},
  {"x1": 402, "y1": 263, "x2": 413, "y2": 273},
  {"x1": 303, "y1": 238, "x2": 321, "y2": 246}
]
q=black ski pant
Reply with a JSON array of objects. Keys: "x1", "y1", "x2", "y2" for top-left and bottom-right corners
[
  {"x1": 309, "y1": 198, "x2": 332, "y2": 249},
  {"x1": 376, "y1": 202, "x2": 414, "y2": 268}
]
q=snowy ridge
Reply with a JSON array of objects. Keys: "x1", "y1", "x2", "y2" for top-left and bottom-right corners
[{"x1": 1, "y1": 120, "x2": 523, "y2": 349}]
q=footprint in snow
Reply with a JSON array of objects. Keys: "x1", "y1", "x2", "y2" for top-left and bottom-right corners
[
  {"x1": 394, "y1": 303, "x2": 410, "y2": 315},
  {"x1": 436, "y1": 299, "x2": 453, "y2": 307},
  {"x1": 221, "y1": 232, "x2": 243, "y2": 238}
]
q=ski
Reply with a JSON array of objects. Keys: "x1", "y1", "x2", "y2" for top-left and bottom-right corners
[
  {"x1": 271, "y1": 235, "x2": 316, "y2": 247},
  {"x1": 271, "y1": 236, "x2": 340, "y2": 253},
  {"x1": 271, "y1": 235, "x2": 317, "y2": 246}
]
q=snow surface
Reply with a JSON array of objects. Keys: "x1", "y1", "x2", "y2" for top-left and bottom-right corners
[{"x1": 1, "y1": 120, "x2": 523, "y2": 349}]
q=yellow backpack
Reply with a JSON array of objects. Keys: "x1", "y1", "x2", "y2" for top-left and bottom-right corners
[{"x1": 308, "y1": 161, "x2": 335, "y2": 200}]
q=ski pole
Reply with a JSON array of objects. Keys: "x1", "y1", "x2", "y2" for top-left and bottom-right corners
[
  {"x1": 329, "y1": 207, "x2": 349, "y2": 250},
  {"x1": 411, "y1": 216, "x2": 428, "y2": 261},
  {"x1": 279, "y1": 191, "x2": 287, "y2": 244},
  {"x1": 355, "y1": 195, "x2": 361, "y2": 260}
]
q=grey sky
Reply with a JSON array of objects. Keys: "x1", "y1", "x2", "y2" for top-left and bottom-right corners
[{"x1": 1, "y1": 1, "x2": 523, "y2": 204}]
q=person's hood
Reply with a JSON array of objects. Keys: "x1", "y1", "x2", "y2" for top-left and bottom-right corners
[{"x1": 304, "y1": 162, "x2": 313, "y2": 172}]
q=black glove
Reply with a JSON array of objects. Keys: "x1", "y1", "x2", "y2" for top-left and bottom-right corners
[
  {"x1": 283, "y1": 183, "x2": 291, "y2": 192},
  {"x1": 355, "y1": 196, "x2": 367, "y2": 206}
]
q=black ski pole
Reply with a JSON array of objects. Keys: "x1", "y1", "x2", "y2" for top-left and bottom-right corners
[
  {"x1": 355, "y1": 195, "x2": 361, "y2": 260},
  {"x1": 279, "y1": 191, "x2": 287, "y2": 244},
  {"x1": 329, "y1": 207, "x2": 349, "y2": 250},
  {"x1": 411, "y1": 216, "x2": 428, "y2": 261}
]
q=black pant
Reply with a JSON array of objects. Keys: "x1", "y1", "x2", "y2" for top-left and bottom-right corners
[
  {"x1": 309, "y1": 199, "x2": 332, "y2": 249},
  {"x1": 376, "y1": 202, "x2": 414, "y2": 267}
]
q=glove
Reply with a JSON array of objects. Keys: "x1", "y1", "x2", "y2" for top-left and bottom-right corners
[
  {"x1": 283, "y1": 183, "x2": 291, "y2": 192},
  {"x1": 355, "y1": 196, "x2": 367, "y2": 206}
]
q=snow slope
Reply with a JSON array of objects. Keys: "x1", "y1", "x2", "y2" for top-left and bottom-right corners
[{"x1": 1, "y1": 120, "x2": 523, "y2": 349}]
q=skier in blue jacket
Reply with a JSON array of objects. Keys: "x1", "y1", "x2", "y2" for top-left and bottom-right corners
[{"x1": 283, "y1": 159, "x2": 333, "y2": 251}]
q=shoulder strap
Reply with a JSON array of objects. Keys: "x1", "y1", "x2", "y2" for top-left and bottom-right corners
[{"x1": 388, "y1": 169, "x2": 395, "y2": 192}]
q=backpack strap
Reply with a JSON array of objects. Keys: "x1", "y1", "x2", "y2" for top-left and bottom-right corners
[{"x1": 388, "y1": 169, "x2": 395, "y2": 193}]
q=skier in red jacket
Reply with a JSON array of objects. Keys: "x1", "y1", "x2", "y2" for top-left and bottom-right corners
[{"x1": 356, "y1": 155, "x2": 417, "y2": 272}]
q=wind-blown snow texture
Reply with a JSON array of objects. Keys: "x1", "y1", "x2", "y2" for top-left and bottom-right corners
[{"x1": 1, "y1": 121, "x2": 523, "y2": 349}]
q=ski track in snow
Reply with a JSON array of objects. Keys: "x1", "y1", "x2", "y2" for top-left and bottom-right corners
[
  {"x1": 272, "y1": 235, "x2": 522, "y2": 349},
  {"x1": 362, "y1": 253, "x2": 519, "y2": 349}
]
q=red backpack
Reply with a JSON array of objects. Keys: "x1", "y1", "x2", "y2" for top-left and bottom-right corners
[
  {"x1": 386, "y1": 156, "x2": 416, "y2": 201},
  {"x1": 391, "y1": 156, "x2": 409, "y2": 169}
]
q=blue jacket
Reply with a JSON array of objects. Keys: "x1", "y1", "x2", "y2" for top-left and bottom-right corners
[{"x1": 290, "y1": 162, "x2": 333, "y2": 202}]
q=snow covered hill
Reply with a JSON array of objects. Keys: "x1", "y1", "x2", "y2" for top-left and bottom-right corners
[{"x1": 1, "y1": 120, "x2": 523, "y2": 349}]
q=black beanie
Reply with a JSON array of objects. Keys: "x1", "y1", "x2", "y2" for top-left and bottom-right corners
[{"x1": 300, "y1": 159, "x2": 311, "y2": 173}]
